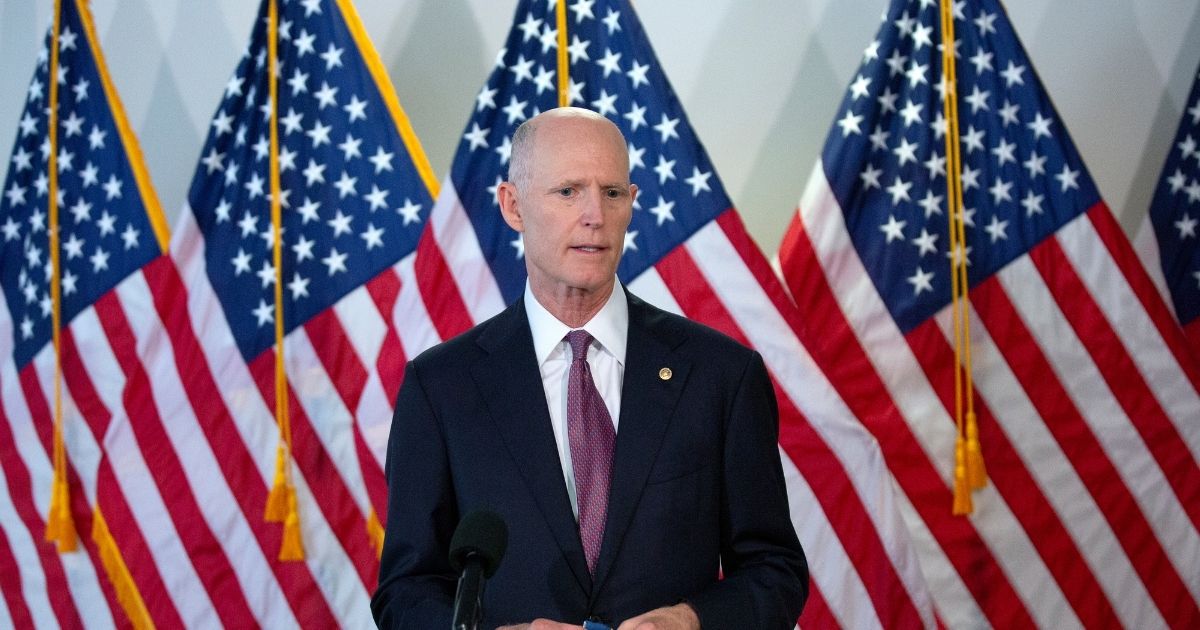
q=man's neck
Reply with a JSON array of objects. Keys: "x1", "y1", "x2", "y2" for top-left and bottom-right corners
[{"x1": 531, "y1": 282, "x2": 615, "y2": 328}]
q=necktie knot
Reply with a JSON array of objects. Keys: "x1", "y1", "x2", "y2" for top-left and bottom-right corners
[{"x1": 566, "y1": 330, "x2": 593, "y2": 362}]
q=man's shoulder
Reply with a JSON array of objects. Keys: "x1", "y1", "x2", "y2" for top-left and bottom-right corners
[
  {"x1": 408, "y1": 301, "x2": 522, "y2": 370},
  {"x1": 628, "y1": 291, "x2": 756, "y2": 363}
]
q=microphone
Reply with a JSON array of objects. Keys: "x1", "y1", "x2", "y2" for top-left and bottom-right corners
[{"x1": 449, "y1": 509, "x2": 508, "y2": 630}]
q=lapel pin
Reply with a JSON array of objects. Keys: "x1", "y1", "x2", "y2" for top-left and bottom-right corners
[{"x1": 658, "y1": 367, "x2": 672, "y2": 381}]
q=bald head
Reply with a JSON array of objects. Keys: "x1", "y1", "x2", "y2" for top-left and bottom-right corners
[{"x1": 507, "y1": 107, "x2": 629, "y2": 190}]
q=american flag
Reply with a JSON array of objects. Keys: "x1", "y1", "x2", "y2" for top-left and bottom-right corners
[
  {"x1": 162, "y1": 0, "x2": 436, "y2": 624},
  {"x1": 412, "y1": 0, "x2": 935, "y2": 627},
  {"x1": 778, "y1": 0, "x2": 1200, "y2": 626},
  {"x1": 1137, "y1": 62, "x2": 1200, "y2": 356}
]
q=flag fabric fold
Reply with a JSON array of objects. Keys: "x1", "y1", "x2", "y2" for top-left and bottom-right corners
[
  {"x1": 1136, "y1": 61, "x2": 1200, "y2": 355},
  {"x1": 412, "y1": 0, "x2": 935, "y2": 627},
  {"x1": 778, "y1": 0, "x2": 1200, "y2": 626}
]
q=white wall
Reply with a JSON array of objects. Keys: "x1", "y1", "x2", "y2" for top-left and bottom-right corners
[{"x1": 2, "y1": 0, "x2": 1198, "y2": 252}]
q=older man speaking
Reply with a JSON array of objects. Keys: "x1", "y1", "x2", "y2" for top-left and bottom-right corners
[{"x1": 373, "y1": 108, "x2": 807, "y2": 630}]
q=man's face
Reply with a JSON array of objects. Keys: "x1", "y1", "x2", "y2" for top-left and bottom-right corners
[{"x1": 499, "y1": 114, "x2": 637, "y2": 300}]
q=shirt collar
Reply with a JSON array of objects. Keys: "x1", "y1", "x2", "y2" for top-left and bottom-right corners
[{"x1": 524, "y1": 279, "x2": 628, "y2": 367}]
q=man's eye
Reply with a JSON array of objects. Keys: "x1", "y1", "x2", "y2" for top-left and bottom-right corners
[
  {"x1": 557, "y1": 188, "x2": 574, "y2": 197},
  {"x1": 605, "y1": 189, "x2": 622, "y2": 199}
]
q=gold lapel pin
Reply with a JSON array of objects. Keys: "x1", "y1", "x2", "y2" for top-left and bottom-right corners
[{"x1": 659, "y1": 367, "x2": 672, "y2": 381}]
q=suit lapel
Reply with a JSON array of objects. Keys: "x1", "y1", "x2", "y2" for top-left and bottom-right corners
[
  {"x1": 590, "y1": 292, "x2": 691, "y2": 597},
  {"x1": 469, "y1": 300, "x2": 592, "y2": 593}
]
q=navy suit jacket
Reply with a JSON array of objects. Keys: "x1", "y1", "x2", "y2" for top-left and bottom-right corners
[{"x1": 372, "y1": 289, "x2": 807, "y2": 628}]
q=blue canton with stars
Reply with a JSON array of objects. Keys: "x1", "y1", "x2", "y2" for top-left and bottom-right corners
[
  {"x1": 189, "y1": 0, "x2": 435, "y2": 361},
  {"x1": 1, "y1": 1, "x2": 160, "y2": 369},
  {"x1": 451, "y1": 0, "x2": 732, "y2": 304},
  {"x1": 1148, "y1": 64, "x2": 1200, "y2": 328},
  {"x1": 823, "y1": 0, "x2": 1101, "y2": 334}
]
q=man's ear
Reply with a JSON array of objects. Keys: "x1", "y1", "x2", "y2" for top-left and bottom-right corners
[{"x1": 498, "y1": 181, "x2": 523, "y2": 232}]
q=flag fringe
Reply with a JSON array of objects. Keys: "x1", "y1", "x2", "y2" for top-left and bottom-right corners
[
  {"x1": 93, "y1": 508, "x2": 153, "y2": 629},
  {"x1": 44, "y1": 477, "x2": 77, "y2": 551},
  {"x1": 367, "y1": 508, "x2": 385, "y2": 559},
  {"x1": 966, "y1": 411, "x2": 988, "y2": 489},
  {"x1": 279, "y1": 490, "x2": 305, "y2": 561},
  {"x1": 952, "y1": 437, "x2": 973, "y2": 515},
  {"x1": 264, "y1": 443, "x2": 288, "y2": 522}
]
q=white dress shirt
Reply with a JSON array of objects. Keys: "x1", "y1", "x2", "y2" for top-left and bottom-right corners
[{"x1": 524, "y1": 281, "x2": 627, "y2": 518}]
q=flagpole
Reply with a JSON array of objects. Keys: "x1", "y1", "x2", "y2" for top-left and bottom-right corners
[{"x1": 556, "y1": 0, "x2": 569, "y2": 108}]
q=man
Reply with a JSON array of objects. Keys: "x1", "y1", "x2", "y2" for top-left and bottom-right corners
[{"x1": 373, "y1": 108, "x2": 807, "y2": 629}]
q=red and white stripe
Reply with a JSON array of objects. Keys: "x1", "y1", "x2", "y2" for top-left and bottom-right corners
[
  {"x1": 415, "y1": 180, "x2": 937, "y2": 629},
  {"x1": 779, "y1": 160, "x2": 1200, "y2": 628}
]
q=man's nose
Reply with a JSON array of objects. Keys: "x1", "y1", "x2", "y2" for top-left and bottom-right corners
[{"x1": 579, "y1": 189, "x2": 604, "y2": 226}]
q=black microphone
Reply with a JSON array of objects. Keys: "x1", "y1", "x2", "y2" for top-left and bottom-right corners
[{"x1": 449, "y1": 510, "x2": 508, "y2": 630}]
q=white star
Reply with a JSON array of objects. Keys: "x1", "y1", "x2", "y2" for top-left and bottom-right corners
[
  {"x1": 570, "y1": 0, "x2": 596, "y2": 22},
  {"x1": 287, "y1": 68, "x2": 309, "y2": 96},
  {"x1": 984, "y1": 214, "x2": 1009, "y2": 243},
  {"x1": 201, "y1": 148, "x2": 225, "y2": 174},
  {"x1": 11, "y1": 146, "x2": 32, "y2": 172},
  {"x1": 1177, "y1": 213, "x2": 1199, "y2": 239},
  {"x1": 214, "y1": 198, "x2": 232, "y2": 223},
  {"x1": 893, "y1": 138, "x2": 919, "y2": 165},
  {"x1": 880, "y1": 214, "x2": 907, "y2": 242},
  {"x1": 1178, "y1": 134, "x2": 1198, "y2": 160},
  {"x1": 292, "y1": 235, "x2": 316, "y2": 261},
  {"x1": 894, "y1": 11, "x2": 916, "y2": 37},
  {"x1": 907, "y1": 267, "x2": 934, "y2": 295},
  {"x1": 603, "y1": 8, "x2": 622, "y2": 34},
  {"x1": 567, "y1": 35, "x2": 591, "y2": 63},
  {"x1": 212, "y1": 110, "x2": 234, "y2": 135},
  {"x1": 591, "y1": 90, "x2": 618, "y2": 117},
  {"x1": 868, "y1": 126, "x2": 890, "y2": 152},
  {"x1": 369, "y1": 146, "x2": 395, "y2": 174},
  {"x1": 57, "y1": 148, "x2": 76, "y2": 173},
  {"x1": 1024, "y1": 151, "x2": 1047, "y2": 178},
  {"x1": 510, "y1": 233, "x2": 525, "y2": 259},
  {"x1": 364, "y1": 185, "x2": 389, "y2": 212},
  {"x1": 992, "y1": 138, "x2": 1017, "y2": 166},
  {"x1": 1, "y1": 217, "x2": 19, "y2": 241},
  {"x1": 998, "y1": 100, "x2": 1020, "y2": 126},
  {"x1": 886, "y1": 176, "x2": 913, "y2": 205},
  {"x1": 231, "y1": 248, "x2": 252, "y2": 275},
  {"x1": 899, "y1": 99, "x2": 923, "y2": 127},
  {"x1": 464, "y1": 122, "x2": 489, "y2": 150},
  {"x1": 487, "y1": 176, "x2": 503, "y2": 206},
  {"x1": 302, "y1": 159, "x2": 327, "y2": 186},
  {"x1": 518, "y1": 14, "x2": 544, "y2": 41},
  {"x1": 863, "y1": 40, "x2": 881, "y2": 63},
  {"x1": 80, "y1": 162, "x2": 99, "y2": 187},
  {"x1": 361, "y1": 223, "x2": 385, "y2": 250},
  {"x1": 4, "y1": 182, "x2": 26, "y2": 207},
  {"x1": 533, "y1": 65, "x2": 556, "y2": 95},
  {"x1": 837, "y1": 110, "x2": 864, "y2": 136},
  {"x1": 653, "y1": 154, "x2": 677, "y2": 185},
  {"x1": 306, "y1": 120, "x2": 333, "y2": 148},
  {"x1": 964, "y1": 85, "x2": 990, "y2": 113},
  {"x1": 1028, "y1": 112, "x2": 1053, "y2": 139},
  {"x1": 344, "y1": 95, "x2": 368, "y2": 122},
  {"x1": 628, "y1": 143, "x2": 646, "y2": 172},
  {"x1": 918, "y1": 190, "x2": 944, "y2": 218},
  {"x1": 321, "y1": 43, "x2": 344, "y2": 70},
  {"x1": 253, "y1": 299, "x2": 273, "y2": 327},
  {"x1": 924, "y1": 152, "x2": 946, "y2": 180},
  {"x1": 627, "y1": 60, "x2": 650, "y2": 89},
  {"x1": 1021, "y1": 190, "x2": 1045, "y2": 216},
  {"x1": 849, "y1": 74, "x2": 871, "y2": 100},
  {"x1": 1165, "y1": 169, "x2": 1187, "y2": 193},
  {"x1": 654, "y1": 114, "x2": 680, "y2": 143},
  {"x1": 72, "y1": 77, "x2": 89, "y2": 102},
  {"x1": 288, "y1": 273, "x2": 310, "y2": 300},
  {"x1": 238, "y1": 211, "x2": 259, "y2": 237},
  {"x1": 327, "y1": 209, "x2": 353, "y2": 237},
  {"x1": 912, "y1": 22, "x2": 934, "y2": 49},
  {"x1": 281, "y1": 107, "x2": 304, "y2": 134},
  {"x1": 885, "y1": 50, "x2": 908, "y2": 77},
  {"x1": 62, "y1": 271, "x2": 77, "y2": 296},
  {"x1": 255, "y1": 260, "x2": 277, "y2": 288},
  {"x1": 322, "y1": 247, "x2": 348, "y2": 275},
  {"x1": 624, "y1": 101, "x2": 647, "y2": 131},
  {"x1": 314, "y1": 82, "x2": 339, "y2": 109},
  {"x1": 1189, "y1": 99, "x2": 1200, "y2": 125},
  {"x1": 1001, "y1": 61, "x2": 1026, "y2": 87},
  {"x1": 912, "y1": 228, "x2": 939, "y2": 256},
  {"x1": 989, "y1": 177, "x2": 1013, "y2": 204},
  {"x1": 508, "y1": 54, "x2": 535, "y2": 85},
  {"x1": 961, "y1": 165, "x2": 982, "y2": 191},
  {"x1": 969, "y1": 48, "x2": 994, "y2": 74},
  {"x1": 648, "y1": 196, "x2": 675, "y2": 226},
  {"x1": 538, "y1": 24, "x2": 559, "y2": 54},
  {"x1": 89, "y1": 246, "x2": 110, "y2": 272},
  {"x1": 244, "y1": 172, "x2": 265, "y2": 199},
  {"x1": 1186, "y1": 180, "x2": 1200, "y2": 203},
  {"x1": 294, "y1": 29, "x2": 316, "y2": 56},
  {"x1": 333, "y1": 171, "x2": 358, "y2": 198},
  {"x1": 279, "y1": 146, "x2": 297, "y2": 172},
  {"x1": 961, "y1": 125, "x2": 985, "y2": 153},
  {"x1": 495, "y1": 136, "x2": 513, "y2": 164},
  {"x1": 62, "y1": 111, "x2": 84, "y2": 137},
  {"x1": 685, "y1": 167, "x2": 712, "y2": 196},
  {"x1": 597, "y1": 48, "x2": 622, "y2": 78},
  {"x1": 877, "y1": 87, "x2": 899, "y2": 114},
  {"x1": 1055, "y1": 165, "x2": 1080, "y2": 192},
  {"x1": 623, "y1": 230, "x2": 638, "y2": 253},
  {"x1": 502, "y1": 95, "x2": 529, "y2": 124},
  {"x1": 905, "y1": 61, "x2": 928, "y2": 87},
  {"x1": 974, "y1": 11, "x2": 998, "y2": 36},
  {"x1": 102, "y1": 175, "x2": 123, "y2": 200},
  {"x1": 338, "y1": 133, "x2": 363, "y2": 160},
  {"x1": 64, "y1": 233, "x2": 85, "y2": 258},
  {"x1": 59, "y1": 25, "x2": 78, "y2": 51},
  {"x1": 296, "y1": 197, "x2": 321, "y2": 225},
  {"x1": 859, "y1": 164, "x2": 883, "y2": 189},
  {"x1": 19, "y1": 317, "x2": 33, "y2": 340}
]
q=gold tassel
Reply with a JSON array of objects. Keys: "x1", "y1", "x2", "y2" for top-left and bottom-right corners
[
  {"x1": 278, "y1": 489, "x2": 305, "y2": 561},
  {"x1": 264, "y1": 443, "x2": 288, "y2": 522},
  {"x1": 367, "y1": 509, "x2": 385, "y2": 559},
  {"x1": 952, "y1": 437, "x2": 973, "y2": 515},
  {"x1": 93, "y1": 509, "x2": 152, "y2": 629},
  {"x1": 965, "y1": 411, "x2": 988, "y2": 490},
  {"x1": 45, "y1": 477, "x2": 77, "y2": 552}
]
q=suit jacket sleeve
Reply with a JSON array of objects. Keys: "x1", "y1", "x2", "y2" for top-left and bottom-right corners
[
  {"x1": 372, "y1": 360, "x2": 457, "y2": 629},
  {"x1": 685, "y1": 351, "x2": 809, "y2": 629}
]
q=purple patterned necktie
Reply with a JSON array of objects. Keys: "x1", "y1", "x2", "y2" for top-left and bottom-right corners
[{"x1": 565, "y1": 330, "x2": 616, "y2": 574}]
